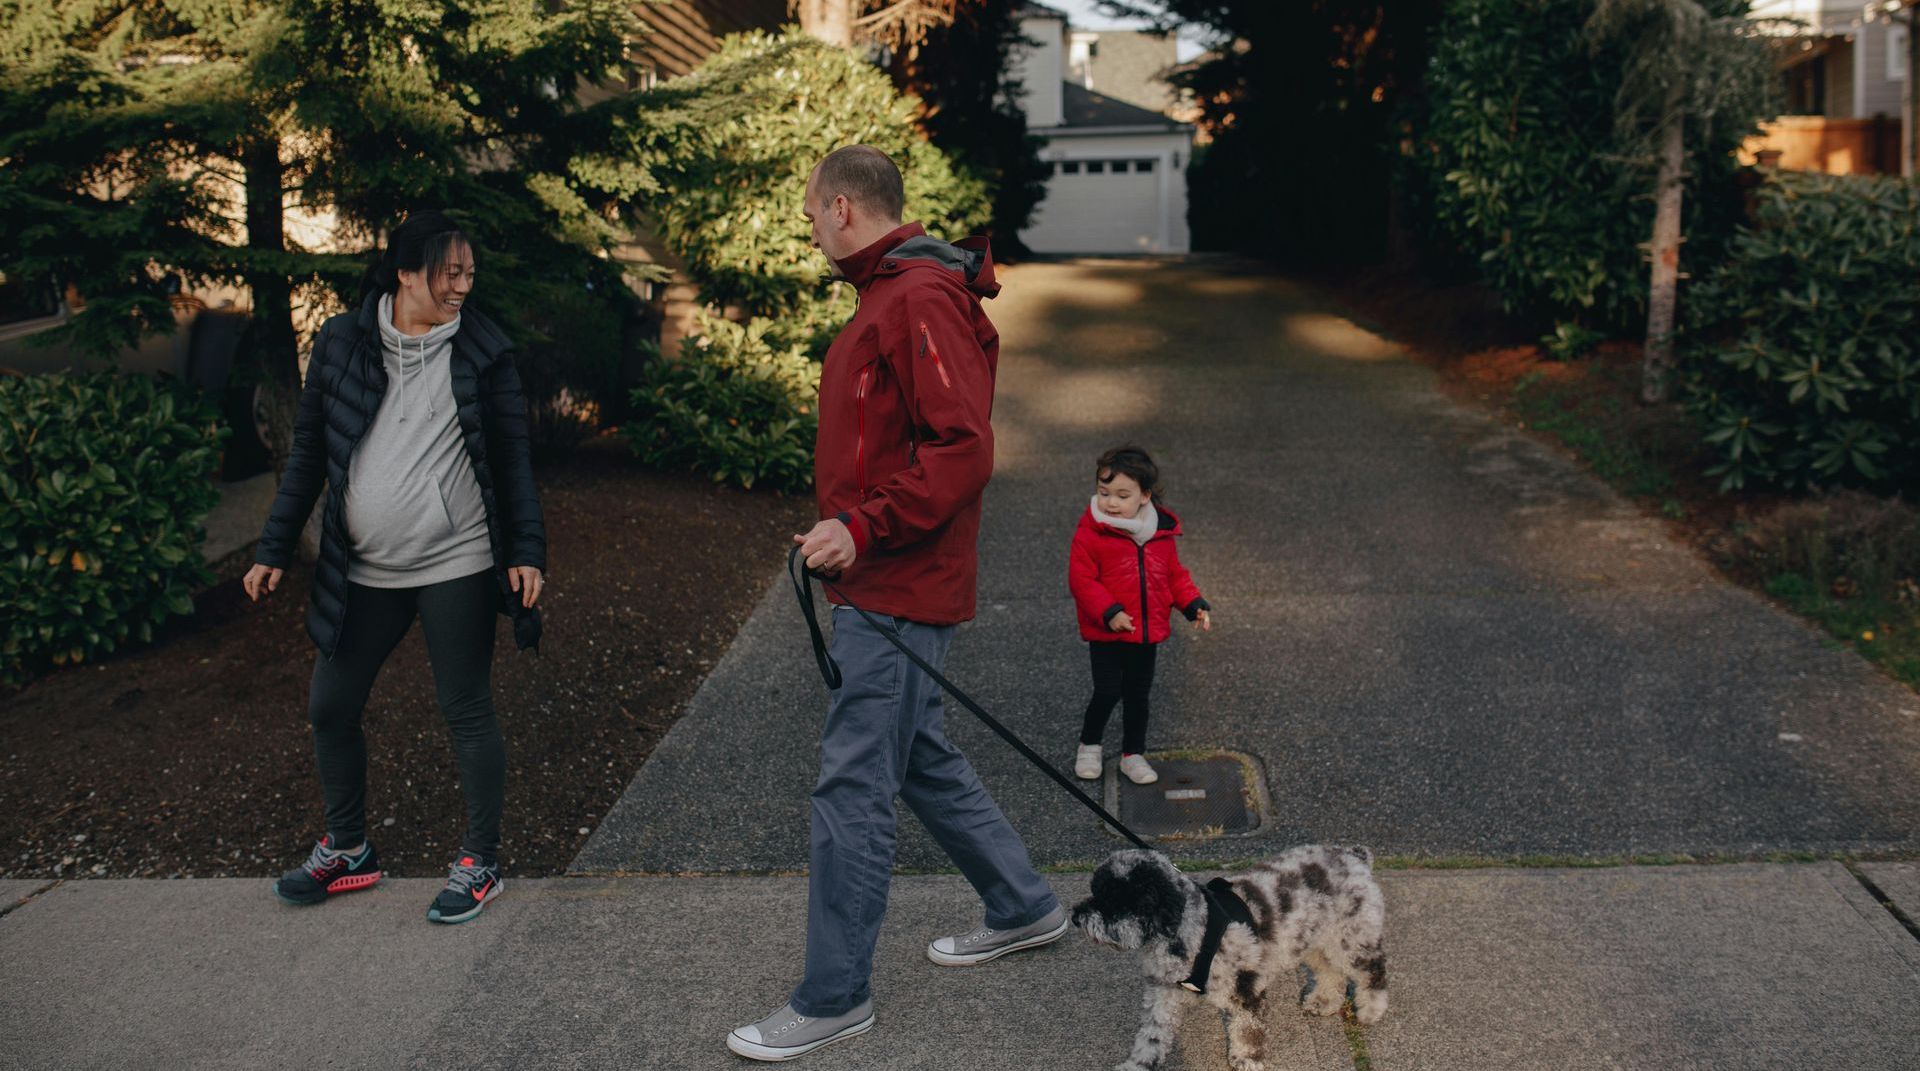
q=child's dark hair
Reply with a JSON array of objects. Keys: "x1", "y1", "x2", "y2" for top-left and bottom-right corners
[
  {"x1": 1096, "y1": 445, "x2": 1161, "y2": 501},
  {"x1": 358, "y1": 210, "x2": 474, "y2": 302}
]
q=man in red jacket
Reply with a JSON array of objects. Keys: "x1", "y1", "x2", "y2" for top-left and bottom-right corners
[{"x1": 727, "y1": 146, "x2": 1064, "y2": 1063}]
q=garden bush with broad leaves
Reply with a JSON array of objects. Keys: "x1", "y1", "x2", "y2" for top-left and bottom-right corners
[
  {"x1": 623, "y1": 313, "x2": 819, "y2": 491},
  {"x1": 616, "y1": 30, "x2": 991, "y2": 490},
  {"x1": 0, "y1": 375, "x2": 224, "y2": 685},
  {"x1": 1412, "y1": 0, "x2": 1757, "y2": 331},
  {"x1": 1683, "y1": 172, "x2": 1920, "y2": 492}
]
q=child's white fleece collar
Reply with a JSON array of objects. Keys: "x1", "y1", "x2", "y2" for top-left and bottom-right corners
[{"x1": 1090, "y1": 498, "x2": 1158, "y2": 546}]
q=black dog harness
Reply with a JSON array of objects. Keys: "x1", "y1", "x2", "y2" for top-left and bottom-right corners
[{"x1": 1181, "y1": 879, "x2": 1255, "y2": 994}]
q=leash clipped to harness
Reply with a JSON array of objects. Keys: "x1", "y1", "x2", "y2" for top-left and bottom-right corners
[{"x1": 786, "y1": 547, "x2": 1251, "y2": 992}]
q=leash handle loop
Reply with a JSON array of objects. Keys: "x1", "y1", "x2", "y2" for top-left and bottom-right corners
[
  {"x1": 788, "y1": 546, "x2": 1155, "y2": 854},
  {"x1": 788, "y1": 546, "x2": 842, "y2": 690}
]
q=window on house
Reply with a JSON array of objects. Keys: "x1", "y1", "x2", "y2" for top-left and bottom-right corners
[
  {"x1": 1110, "y1": 160, "x2": 1130, "y2": 173},
  {"x1": 1086, "y1": 160, "x2": 1106, "y2": 174},
  {"x1": 1061, "y1": 160, "x2": 1081, "y2": 174},
  {"x1": 1133, "y1": 158, "x2": 1156, "y2": 173}
]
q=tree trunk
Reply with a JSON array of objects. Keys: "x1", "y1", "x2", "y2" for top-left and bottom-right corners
[
  {"x1": 242, "y1": 137, "x2": 318, "y2": 560},
  {"x1": 1641, "y1": 82, "x2": 1686, "y2": 405},
  {"x1": 797, "y1": 0, "x2": 855, "y2": 48}
]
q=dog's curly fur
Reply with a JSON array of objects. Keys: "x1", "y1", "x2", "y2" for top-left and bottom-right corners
[{"x1": 1070, "y1": 846, "x2": 1388, "y2": 1071}]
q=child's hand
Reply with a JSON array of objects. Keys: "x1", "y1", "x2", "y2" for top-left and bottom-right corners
[
  {"x1": 1109, "y1": 611, "x2": 1135, "y2": 633},
  {"x1": 1195, "y1": 609, "x2": 1212, "y2": 632}
]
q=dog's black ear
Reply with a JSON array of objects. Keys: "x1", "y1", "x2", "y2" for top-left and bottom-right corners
[{"x1": 1129, "y1": 859, "x2": 1190, "y2": 940}]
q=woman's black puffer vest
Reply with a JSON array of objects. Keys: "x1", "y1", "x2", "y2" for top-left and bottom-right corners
[{"x1": 254, "y1": 292, "x2": 546, "y2": 657}]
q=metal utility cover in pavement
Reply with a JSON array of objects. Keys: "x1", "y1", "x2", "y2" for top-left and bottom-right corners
[{"x1": 1116, "y1": 754, "x2": 1260, "y2": 837}]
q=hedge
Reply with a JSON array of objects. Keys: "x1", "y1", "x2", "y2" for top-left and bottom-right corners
[
  {"x1": 1683, "y1": 171, "x2": 1920, "y2": 492},
  {"x1": 0, "y1": 374, "x2": 224, "y2": 684}
]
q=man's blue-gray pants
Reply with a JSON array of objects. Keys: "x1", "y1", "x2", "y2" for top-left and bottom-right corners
[{"x1": 789, "y1": 606, "x2": 1059, "y2": 1017}]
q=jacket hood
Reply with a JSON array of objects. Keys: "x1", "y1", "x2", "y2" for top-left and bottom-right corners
[
  {"x1": 351, "y1": 291, "x2": 514, "y2": 372},
  {"x1": 838, "y1": 222, "x2": 1000, "y2": 299}
]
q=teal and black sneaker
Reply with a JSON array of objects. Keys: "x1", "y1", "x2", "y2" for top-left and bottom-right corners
[
  {"x1": 273, "y1": 835, "x2": 382, "y2": 905},
  {"x1": 426, "y1": 855, "x2": 503, "y2": 924}
]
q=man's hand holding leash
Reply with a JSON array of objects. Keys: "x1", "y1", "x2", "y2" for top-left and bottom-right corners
[{"x1": 794, "y1": 518, "x2": 857, "y2": 577}]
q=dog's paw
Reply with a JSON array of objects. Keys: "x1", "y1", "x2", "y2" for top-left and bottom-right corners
[
  {"x1": 1301, "y1": 988, "x2": 1344, "y2": 1017},
  {"x1": 1352, "y1": 993, "x2": 1388, "y2": 1025},
  {"x1": 1228, "y1": 1059, "x2": 1265, "y2": 1071}
]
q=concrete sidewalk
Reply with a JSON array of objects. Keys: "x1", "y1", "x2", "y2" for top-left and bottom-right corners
[{"x1": 3, "y1": 864, "x2": 1915, "y2": 1070}]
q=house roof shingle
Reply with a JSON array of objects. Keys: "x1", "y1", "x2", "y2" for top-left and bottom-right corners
[{"x1": 1058, "y1": 80, "x2": 1189, "y2": 130}]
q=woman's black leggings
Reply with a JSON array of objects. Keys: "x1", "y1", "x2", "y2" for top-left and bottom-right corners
[
  {"x1": 308, "y1": 569, "x2": 504, "y2": 861},
  {"x1": 1080, "y1": 640, "x2": 1158, "y2": 755}
]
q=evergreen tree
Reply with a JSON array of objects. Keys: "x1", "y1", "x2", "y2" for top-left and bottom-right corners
[
  {"x1": 0, "y1": 0, "x2": 647, "y2": 458},
  {"x1": 888, "y1": 0, "x2": 1049, "y2": 256}
]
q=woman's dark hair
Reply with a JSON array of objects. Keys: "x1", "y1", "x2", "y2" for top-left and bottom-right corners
[
  {"x1": 1096, "y1": 445, "x2": 1161, "y2": 501},
  {"x1": 359, "y1": 210, "x2": 474, "y2": 301}
]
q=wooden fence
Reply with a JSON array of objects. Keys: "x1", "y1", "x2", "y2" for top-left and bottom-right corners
[{"x1": 1740, "y1": 115, "x2": 1905, "y2": 175}]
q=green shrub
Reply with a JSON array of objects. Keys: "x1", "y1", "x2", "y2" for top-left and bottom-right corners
[
  {"x1": 623, "y1": 313, "x2": 818, "y2": 492},
  {"x1": 622, "y1": 29, "x2": 992, "y2": 331},
  {"x1": 612, "y1": 29, "x2": 990, "y2": 489},
  {"x1": 1413, "y1": 0, "x2": 1757, "y2": 330},
  {"x1": 1683, "y1": 172, "x2": 1920, "y2": 492},
  {"x1": 0, "y1": 374, "x2": 225, "y2": 685}
]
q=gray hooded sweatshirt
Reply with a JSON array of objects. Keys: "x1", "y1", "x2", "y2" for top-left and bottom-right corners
[{"x1": 344, "y1": 293, "x2": 494, "y2": 587}]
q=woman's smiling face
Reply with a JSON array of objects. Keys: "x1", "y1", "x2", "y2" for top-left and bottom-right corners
[{"x1": 395, "y1": 237, "x2": 475, "y2": 329}]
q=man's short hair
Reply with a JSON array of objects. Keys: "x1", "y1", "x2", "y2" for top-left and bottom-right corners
[{"x1": 814, "y1": 145, "x2": 905, "y2": 222}]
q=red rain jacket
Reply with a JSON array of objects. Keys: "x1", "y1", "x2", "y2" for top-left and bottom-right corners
[
  {"x1": 1068, "y1": 505, "x2": 1208, "y2": 644},
  {"x1": 816, "y1": 223, "x2": 1002, "y2": 625}
]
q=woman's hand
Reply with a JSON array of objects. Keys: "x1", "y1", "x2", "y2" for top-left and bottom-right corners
[
  {"x1": 1194, "y1": 609, "x2": 1212, "y2": 632},
  {"x1": 243, "y1": 564, "x2": 283, "y2": 602},
  {"x1": 509, "y1": 566, "x2": 544, "y2": 608},
  {"x1": 1109, "y1": 610, "x2": 1135, "y2": 633}
]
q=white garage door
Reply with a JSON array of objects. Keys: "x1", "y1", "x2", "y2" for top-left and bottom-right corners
[{"x1": 1026, "y1": 157, "x2": 1167, "y2": 255}]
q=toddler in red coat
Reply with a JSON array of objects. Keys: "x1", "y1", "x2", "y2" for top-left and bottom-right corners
[{"x1": 1067, "y1": 446, "x2": 1212, "y2": 785}]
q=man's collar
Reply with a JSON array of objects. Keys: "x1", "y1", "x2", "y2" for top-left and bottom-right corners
[{"x1": 834, "y1": 222, "x2": 925, "y2": 291}]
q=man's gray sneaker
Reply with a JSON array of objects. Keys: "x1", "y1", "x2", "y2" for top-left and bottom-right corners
[
  {"x1": 726, "y1": 1000, "x2": 874, "y2": 1062},
  {"x1": 926, "y1": 903, "x2": 1069, "y2": 967}
]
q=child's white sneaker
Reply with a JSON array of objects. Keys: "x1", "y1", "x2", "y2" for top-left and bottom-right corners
[
  {"x1": 1119, "y1": 753, "x2": 1158, "y2": 785},
  {"x1": 1074, "y1": 744, "x2": 1103, "y2": 780}
]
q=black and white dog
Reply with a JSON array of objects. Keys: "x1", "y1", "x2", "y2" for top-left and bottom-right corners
[{"x1": 1071, "y1": 847, "x2": 1388, "y2": 1071}]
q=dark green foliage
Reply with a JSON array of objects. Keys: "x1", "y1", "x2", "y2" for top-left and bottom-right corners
[
  {"x1": 1411, "y1": 0, "x2": 1761, "y2": 330},
  {"x1": 1683, "y1": 172, "x2": 1920, "y2": 492},
  {"x1": 888, "y1": 2, "x2": 1051, "y2": 256},
  {"x1": 623, "y1": 29, "x2": 989, "y2": 331},
  {"x1": 1146, "y1": 1, "x2": 1445, "y2": 264},
  {"x1": 0, "y1": 373, "x2": 224, "y2": 685},
  {"x1": 0, "y1": 0, "x2": 648, "y2": 446},
  {"x1": 614, "y1": 29, "x2": 989, "y2": 490},
  {"x1": 623, "y1": 315, "x2": 818, "y2": 492}
]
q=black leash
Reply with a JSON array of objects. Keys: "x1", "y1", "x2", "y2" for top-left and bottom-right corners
[
  {"x1": 787, "y1": 547, "x2": 1254, "y2": 994},
  {"x1": 787, "y1": 546, "x2": 1155, "y2": 854}
]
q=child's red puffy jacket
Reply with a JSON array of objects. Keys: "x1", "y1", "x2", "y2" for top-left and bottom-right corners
[{"x1": 1068, "y1": 505, "x2": 1208, "y2": 644}]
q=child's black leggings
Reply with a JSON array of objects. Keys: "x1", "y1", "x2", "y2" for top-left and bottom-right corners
[{"x1": 1080, "y1": 640, "x2": 1158, "y2": 755}]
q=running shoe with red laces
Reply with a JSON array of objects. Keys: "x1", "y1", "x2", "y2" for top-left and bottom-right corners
[
  {"x1": 426, "y1": 855, "x2": 503, "y2": 924},
  {"x1": 273, "y1": 835, "x2": 382, "y2": 905}
]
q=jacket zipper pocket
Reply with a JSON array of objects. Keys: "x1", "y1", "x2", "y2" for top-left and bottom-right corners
[
  {"x1": 918, "y1": 321, "x2": 952, "y2": 388},
  {"x1": 854, "y1": 365, "x2": 871, "y2": 501}
]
